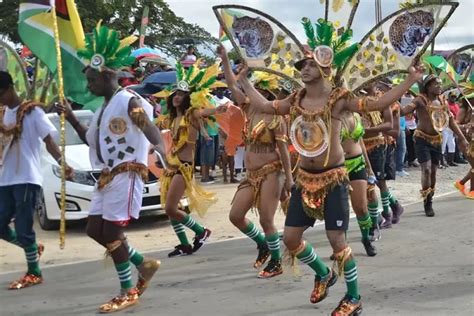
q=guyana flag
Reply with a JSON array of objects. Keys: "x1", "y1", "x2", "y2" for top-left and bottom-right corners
[{"x1": 18, "y1": 0, "x2": 102, "y2": 110}]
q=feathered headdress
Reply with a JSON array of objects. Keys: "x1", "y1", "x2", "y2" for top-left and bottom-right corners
[
  {"x1": 77, "y1": 21, "x2": 137, "y2": 70},
  {"x1": 154, "y1": 59, "x2": 227, "y2": 109},
  {"x1": 295, "y1": 18, "x2": 359, "y2": 73},
  {"x1": 252, "y1": 71, "x2": 280, "y2": 92}
]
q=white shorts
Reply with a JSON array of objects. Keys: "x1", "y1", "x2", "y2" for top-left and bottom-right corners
[{"x1": 89, "y1": 172, "x2": 144, "y2": 223}]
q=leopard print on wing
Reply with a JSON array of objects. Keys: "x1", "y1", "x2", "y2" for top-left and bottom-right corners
[
  {"x1": 232, "y1": 16, "x2": 274, "y2": 58},
  {"x1": 389, "y1": 10, "x2": 434, "y2": 57}
]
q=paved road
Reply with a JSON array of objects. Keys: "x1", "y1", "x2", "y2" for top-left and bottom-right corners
[{"x1": 1, "y1": 193, "x2": 473, "y2": 316}]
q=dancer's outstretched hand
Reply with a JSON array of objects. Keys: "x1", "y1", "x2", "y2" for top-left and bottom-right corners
[
  {"x1": 407, "y1": 60, "x2": 425, "y2": 82},
  {"x1": 216, "y1": 44, "x2": 226, "y2": 59}
]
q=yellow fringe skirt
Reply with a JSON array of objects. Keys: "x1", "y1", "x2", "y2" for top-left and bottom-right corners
[{"x1": 160, "y1": 160, "x2": 216, "y2": 217}]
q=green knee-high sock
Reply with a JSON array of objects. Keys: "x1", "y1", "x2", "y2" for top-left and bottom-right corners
[
  {"x1": 344, "y1": 257, "x2": 360, "y2": 299},
  {"x1": 181, "y1": 214, "x2": 205, "y2": 235},
  {"x1": 115, "y1": 261, "x2": 133, "y2": 290},
  {"x1": 4, "y1": 227, "x2": 23, "y2": 247},
  {"x1": 368, "y1": 201, "x2": 379, "y2": 226},
  {"x1": 171, "y1": 219, "x2": 191, "y2": 246},
  {"x1": 127, "y1": 244, "x2": 144, "y2": 266},
  {"x1": 24, "y1": 244, "x2": 41, "y2": 276},
  {"x1": 240, "y1": 221, "x2": 266, "y2": 245},
  {"x1": 381, "y1": 191, "x2": 391, "y2": 216},
  {"x1": 266, "y1": 233, "x2": 281, "y2": 260},
  {"x1": 387, "y1": 191, "x2": 398, "y2": 206},
  {"x1": 296, "y1": 242, "x2": 329, "y2": 277},
  {"x1": 357, "y1": 214, "x2": 372, "y2": 241}
]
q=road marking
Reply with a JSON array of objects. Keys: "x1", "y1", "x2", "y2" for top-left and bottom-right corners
[{"x1": 0, "y1": 190, "x2": 461, "y2": 276}]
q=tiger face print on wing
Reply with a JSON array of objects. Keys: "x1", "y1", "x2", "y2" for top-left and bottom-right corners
[
  {"x1": 232, "y1": 16, "x2": 274, "y2": 58},
  {"x1": 389, "y1": 10, "x2": 434, "y2": 57}
]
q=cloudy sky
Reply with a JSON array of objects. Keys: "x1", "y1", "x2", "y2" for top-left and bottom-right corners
[{"x1": 166, "y1": 0, "x2": 473, "y2": 52}]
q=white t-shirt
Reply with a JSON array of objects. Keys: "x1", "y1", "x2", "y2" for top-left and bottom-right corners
[
  {"x1": 0, "y1": 106, "x2": 57, "y2": 186},
  {"x1": 212, "y1": 95, "x2": 230, "y2": 106}
]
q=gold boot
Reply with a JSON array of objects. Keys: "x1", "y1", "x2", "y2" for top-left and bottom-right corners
[
  {"x1": 99, "y1": 288, "x2": 139, "y2": 313},
  {"x1": 136, "y1": 258, "x2": 161, "y2": 296}
]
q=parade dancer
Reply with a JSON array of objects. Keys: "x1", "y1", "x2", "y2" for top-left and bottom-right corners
[
  {"x1": 340, "y1": 111, "x2": 377, "y2": 256},
  {"x1": 401, "y1": 75, "x2": 469, "y2": 216},
  {"x1": 0, "y1": 71, "x2": 72, "y2": 290},
  {"x1": 238, "y1": 17, "x2": 424, "y2": 315},
  {"x1": 155, "y1": 61, "x2": 225, "y2": 257},
  {"x1": 218, "y1": 46, "x2": 293, "y2": 278},
  {"x1": 58, "y1": 25, "x2": 165, "y2": 313},
  {"x1": 362, "y1": 82, "x2": 404, "y2": 232},
  {"x1": 455, "y1": 94, "x2": 474, "y2": 198}
]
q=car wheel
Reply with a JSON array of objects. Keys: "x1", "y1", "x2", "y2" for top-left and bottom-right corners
[{"x1": 36, "y1": 190, "x2": 59, "y2": 231}]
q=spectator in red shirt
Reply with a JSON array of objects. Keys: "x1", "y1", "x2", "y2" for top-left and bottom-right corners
[{"x1": 447, "y1": 92, "x2": 460, "y2": 118}]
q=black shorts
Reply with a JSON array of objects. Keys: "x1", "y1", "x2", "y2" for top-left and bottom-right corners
[
  {"x1": 368, "y1": 145, "x2": 387, "y2": 181},
  {"x1": 349, "y1": 166, "x2": 368, "y2": 181},
  {"x1": 285, "y1": 183, "x2": 350, "y2": 231},
  {"x1": 414, "y1": 136, "x2": 442, "y2": 165},
  {"x1": 384, "y1": 144, "x2": 396, "y2": 180}
]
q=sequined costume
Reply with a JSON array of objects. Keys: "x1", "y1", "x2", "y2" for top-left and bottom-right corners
[
  {"x1": 232, "y1": 101, "x2": 287, "y2": 210},
  {"x1": 287, "y1": 88, "x2": 351, "y2": 220},
  {"x1": 159, "y1": 109, "x2": 217, "y2": 217}
]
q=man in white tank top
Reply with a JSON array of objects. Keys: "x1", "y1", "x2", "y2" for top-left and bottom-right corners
[{"x1": 57, "y1": 24, "x2": 166, "y2": 313}]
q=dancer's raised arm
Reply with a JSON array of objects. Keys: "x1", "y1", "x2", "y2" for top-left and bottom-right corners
[
  {"x1": 216, "y1": 45, "x2": 246, "y2": 105},
  {"x1": 237, "y1": 65, "x2": 292, "y2": 115}
]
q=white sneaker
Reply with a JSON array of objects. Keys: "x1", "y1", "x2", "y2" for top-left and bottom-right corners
[{"x1": 396, "y1": 170, "x2": 409, "y2": 177}]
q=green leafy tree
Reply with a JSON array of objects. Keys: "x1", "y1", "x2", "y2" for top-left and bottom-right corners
[{"x1": 0, "y1": 0, "x2": 218, "y2": 59}]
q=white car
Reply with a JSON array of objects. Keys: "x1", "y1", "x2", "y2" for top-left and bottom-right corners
[{"x1": 36, "y1": 110, "x2": 187, "y2": 230}]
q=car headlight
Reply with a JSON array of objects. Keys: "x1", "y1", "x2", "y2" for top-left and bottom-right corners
[{"x1": 52, "y1": 165, "x2": 96, "y2": 186}]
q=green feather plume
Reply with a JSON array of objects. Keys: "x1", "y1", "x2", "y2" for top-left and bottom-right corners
[
  {"x1": 300, "y1": 17, "x2": 360, "y2": 71},
  {"x1": 175, "y1": 63, "x2": 184, "y2": 81},
  {"x1": 103, "y1": 30, "x2": 119, "y2": 58},
  {"x1": 78, "y1": 22, "x2": 137, "y2": 70},
  {"x1": 185, "y1": 64, "x2": 195, "y2": 82},
  {"x1": 333, "y1": 43, "x2": 359, "y2": 68},
  {"x1": 200, "y1": 77, "x2": 217, "y2": 90},
  {"x1": 189, "y1": 69, "x2": 206, "y2": 86},
  {"x1": 96, "y1": 26, "x2": 109, "y2": 54},
  {"x1": 302, "y1": 17, "x2": 317, "y2": 50}
]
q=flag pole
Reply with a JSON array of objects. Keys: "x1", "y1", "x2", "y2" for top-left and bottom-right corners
[{"x1": 50, "y1": 2, "x2": 67, "y2": 249}]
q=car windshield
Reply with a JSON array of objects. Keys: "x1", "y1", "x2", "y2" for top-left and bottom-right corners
[{"x1": 49, "y1": 113, "x2": 93, "y2": 146}]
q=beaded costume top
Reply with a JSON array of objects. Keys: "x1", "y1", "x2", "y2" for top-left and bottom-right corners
[
  {"x1": 340, "y1": 112, "x2": 365, "y2": 142},
  {"x1": 289, "y1": 87, "x2": 352, "y2": 165},
  {"x1": 241, "y1": 102, "x2": 286, "y2": 153},
  {"x1": 419, "y1": 94, "x2": 451, "y2": 133}
]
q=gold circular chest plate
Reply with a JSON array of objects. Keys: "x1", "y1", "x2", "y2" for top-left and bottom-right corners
[
  {"x1": 290, "y1": 116, "x2": 328, "y2": 157},
  {"x1": 430, "y1": 109, "x2": 449, "y2": 133}
]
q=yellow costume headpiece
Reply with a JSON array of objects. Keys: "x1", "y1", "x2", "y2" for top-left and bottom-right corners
[{"x1": 155, "y1": 60, "x2": 226, "y2": 109}]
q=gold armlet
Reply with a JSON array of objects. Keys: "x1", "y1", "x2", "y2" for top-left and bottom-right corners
[
  {"x1": 130, "y1": 107, "x2": 148, "y2": 130},
  {"x1": 105, "y1": 240, "x2": 122, "y2": 253},
  {"x1": 358, "y1": 96, "x2": 378, "y2": 112},
  {"x1": 275, "y1": 135, "x2": 289, "y2": 143}
]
